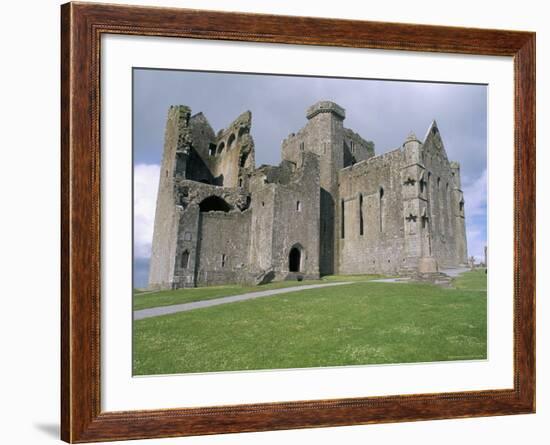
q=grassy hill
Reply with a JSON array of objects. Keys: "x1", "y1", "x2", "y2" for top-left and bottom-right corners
[{"x1": 133, "y1": 270, "x2": 487, "y2": 375}]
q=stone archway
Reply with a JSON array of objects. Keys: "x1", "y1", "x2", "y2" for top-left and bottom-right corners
[
  {"x1": 288, "y1": 245, "x2": 303, "y2": 272},
  {"x1": 198, "y1": 195, "x2": 232, "y2": 212}
]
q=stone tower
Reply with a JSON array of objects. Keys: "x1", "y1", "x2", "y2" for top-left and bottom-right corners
[
  {"x1": 304, "y1": 102, "x2": 346, "y2": 275},
  {"x1": 400, "y1": 131, "x2": 430, "y2": 270},
  {"x1": 148, "y1": 106, "x2": 191, "y2": 289},
  {"x1": 281, "y1": 101, "x2": 374, "y2": 275}
]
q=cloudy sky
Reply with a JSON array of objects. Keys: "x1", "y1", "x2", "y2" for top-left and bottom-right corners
[{"x1": 133, "y1": 68, "x2": 487, "y2": 288}]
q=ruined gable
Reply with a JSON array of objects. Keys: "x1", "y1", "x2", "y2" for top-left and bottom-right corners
[{"x1": 208, "y1": 111, "x2": 255, "y2": 188}]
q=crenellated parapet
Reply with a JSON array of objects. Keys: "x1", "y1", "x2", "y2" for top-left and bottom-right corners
[{"x1": 306, "y1": 100, "x2": 346, "y2": 120}]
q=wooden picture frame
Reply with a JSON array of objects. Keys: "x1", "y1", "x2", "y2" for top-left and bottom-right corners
[{"x1": 61, "y1": 2, "x2": 535, "y2": 442}]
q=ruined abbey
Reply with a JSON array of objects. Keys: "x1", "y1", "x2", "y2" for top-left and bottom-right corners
[{"x1": 148, "y1": 100, "x2": 468, "y2": 289}]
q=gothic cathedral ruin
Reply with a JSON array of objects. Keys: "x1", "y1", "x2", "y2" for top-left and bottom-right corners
[{"x1": 148, "y1": 101, "x2": 468, "y2": 289}]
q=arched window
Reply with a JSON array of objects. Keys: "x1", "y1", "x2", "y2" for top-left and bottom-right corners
[
  {"x1": 238, "y1": 126, "x2": 248, "y2": 140},
  {"x1": 227, "y1": 133, "x2": 236, "y2": 150},
  {"x1": 296, "y1": 201, "x2": 301, "y2": 212},
  {"x1": 419, "y1": 172, "x2": 426, "y2": 194},
  {"x1": 208, "y1": 143, "x2": 216, "y2": 157},
  {"x1": 199, "y1": 196, "x2": 232, "y2": 212},
  {"x1": 437, "y1": 177, "x2": 443, "y2": 234},
  {"x1": 421, "y1": 208, "x2": 428, "y2": 229},
  {"x1": 181, "y1": 250, "x2": 189, "y2": 269},
  {"x1": 217, "y1": 142, "x2": 225, "y2": 154}
]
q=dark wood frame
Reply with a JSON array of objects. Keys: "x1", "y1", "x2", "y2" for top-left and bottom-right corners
[{"x1": 61, "y1": 2, "x2": 536, "y2": 442}]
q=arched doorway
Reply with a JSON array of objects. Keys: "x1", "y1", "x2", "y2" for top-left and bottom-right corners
[
  {"x1": 289, "y1": 246, "x2": 302, "y2": 272},
  {"x1": 198, "y1": 196, "x2": 232, "y2": 212},
  {"x1": 181, "y1": 250, "x2": 189, "y2": 269}
]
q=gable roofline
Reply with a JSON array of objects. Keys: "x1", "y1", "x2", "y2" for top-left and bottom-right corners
[{"x1": 422, "y1": 119, "x2": 438, "y2": 143}]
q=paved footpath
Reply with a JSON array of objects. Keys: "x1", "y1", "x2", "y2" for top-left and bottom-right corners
[
  {"x1": 370, "y1": 267, "x2": 470, "y2": 283},
  {"x1": 134, "y1": 281, "x2": 355, "y2": 321},
  {"x1": 440, "y1": 267, "x2": 470, "y2": 277}
]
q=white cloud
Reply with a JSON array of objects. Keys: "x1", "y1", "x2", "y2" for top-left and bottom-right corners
[
  {"x1": 134, "y1": 163, "x2": 160, "y2": 259},
  {"x1": 462, "y1": 168, "x2": 487, "y2": 218},
  {"x1": 466, "y1": 227, "x2": 486, "y2": 263},
  {"x1": 463, "y1": 169, "x2": 487, "y2": 262}
]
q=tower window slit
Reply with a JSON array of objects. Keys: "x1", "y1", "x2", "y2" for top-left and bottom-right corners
[
  {"x1": 379, "y1": 187, "x2": 385, "y2": 232},
  {"x1": 341, "y1": 199, "x2": 345, "y2": 239},
  {"x1": 359, "y1": 194, "x2": 364, "y2": 236}
]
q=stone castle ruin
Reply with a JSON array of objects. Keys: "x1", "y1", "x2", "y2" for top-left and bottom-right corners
[{"x1": 148, "y1": 101, "x2": 468, "y2": 289}]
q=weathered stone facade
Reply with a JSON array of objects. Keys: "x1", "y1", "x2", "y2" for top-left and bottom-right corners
[{"x1": 148, "y1": 101, "x2": 468, "y2": 289}]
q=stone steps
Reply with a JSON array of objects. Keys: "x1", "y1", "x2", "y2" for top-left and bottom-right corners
[{"x1": 398, "y1": 269, "x2": 453, "y2": 287}]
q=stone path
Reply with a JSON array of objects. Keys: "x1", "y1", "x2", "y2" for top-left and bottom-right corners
[
  {"x1": 440, "y1": 267, "x2": 470, "y2": 277},
  {"x1": 370, "y1": 277, "x2": 404, "y2": 283},
  {"x1": 370, "y1": 267, "x2": 470, "y2": 284},
  {"x1": 134, "y1": 269, "x2": 472, "y2": 321},
  {"x1": 134, "y1": 281, "x2": 356, "y2": 321}
]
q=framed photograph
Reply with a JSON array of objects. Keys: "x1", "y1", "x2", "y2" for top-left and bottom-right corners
[{"x1": 61, "y1": 2, "x2": 535, "y2": 442}]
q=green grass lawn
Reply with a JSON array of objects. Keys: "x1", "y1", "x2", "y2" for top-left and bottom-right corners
[
  {"x1": 133, "y1": 274, "x2": 382, "y2": 311},
  {"x1": 453, "y1": 268, "x2": 487, "y2": 291},
  {"x1": 133, "y1": 270, "x2": 487, "y2": 375}
]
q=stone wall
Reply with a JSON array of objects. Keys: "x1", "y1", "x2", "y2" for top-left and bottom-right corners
[
  {"x1": 343, "y1": 128, "x2": 375, "y2": 167},
  {"x1": 170, "y1": 181, "x2": 251, "y2": 288},
  {"x1": 248, "y1": 185, "x2": 276, "y2": 272},
  {"x1": 338, "y1": 149, "x2": 406, "y2": 274},
  {"x1": 450, "y1": 161, "x2": 468, "y2": 265},
  {"x1": 195, "y1": 209, "x2": 252, "y2": 286}
]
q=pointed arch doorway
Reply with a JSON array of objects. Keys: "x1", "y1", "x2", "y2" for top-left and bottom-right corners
[{"x1": 288, "y1": 244, "x2": 303, "y2": 273}]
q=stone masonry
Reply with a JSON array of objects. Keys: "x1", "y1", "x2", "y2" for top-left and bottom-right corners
[{"x1": 148, "y1": 101, "x2": 468, "y2": 289}]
